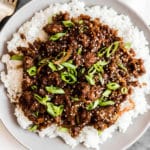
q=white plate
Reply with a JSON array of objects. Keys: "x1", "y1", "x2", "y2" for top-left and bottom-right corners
[{"x1": 0, "y1": 0, "x2": 150, "y2": 150}]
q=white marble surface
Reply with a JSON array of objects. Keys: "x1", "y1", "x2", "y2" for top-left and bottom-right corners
[{"x1": 0, "y1": 0, "x2": 150, "y2": 150}]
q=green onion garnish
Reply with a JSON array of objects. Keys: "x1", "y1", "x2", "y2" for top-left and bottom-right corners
[
  {"x1": 56, "y1": 51, "x2": 66, "y2": 60},
  {"x1": 98, "y1": 41, "x2": 119, "y2": 57},
  {"x1": 70, "y1": 69, "x2": 77, "y2": 76},
  {"x1": 61, "y1": 60, "x2": 77, "y2": 76},
  {"x1": 79, "y1": 20, "x2": 84, "y2": 24},
  {"x1": 88, "y1": 61, "x2": 108, "y2": 75},
  {"x1": 107, "y1": 82, "x2": 120, "y2": 90},
  {"x1": 49, "y1": 32, "x2": 66, "y2": 41},
  {"x1": 62, "y1": 20, "x2": 74, "y2": 27},
  {"x1": 34, "y1": 93, "x2": 64, "y2": 117},
  {"x1": 59, "y1": 127, "x2": 68, "y2": 132},
  {"x1": 67, "y1": 59, "x2": 73, "y2": 64},
  {"x1": 124, "y1": 42, "x2": 131, "y2": 49},
  {"x1": 31, "y1": 85, "x2": 37, "y2": 90},
  {"x1": 77, "y1": 47, "x2": 82, "y2": 55},
  {"x1": 32, "y1": 111, "x2": 39, "y2": 117},
  {"x1": 99, "y1": 100, "x2": 115, "y2": 106},
  {"x1": 62, "y1": 62, "x2": 77, "y2": 70},
  {"x1": 86, "y1": 61, "x2": 108, "y2": 85},
  {"x1": 48, "y1": 62, "x2": 57, "y2": 72},
  {"x1": 34, "y1": 94, "x2": 50, "y2": 105},
  {"x1": 118, "y1": 63, "x2": 127, "y2": 72},
  {"x1": 71, "y1": 96, "x2": 79, "y2": 102},
  {"x1": 27, "y1": 66, "x2": 37, "y2": 76},
  {"x1": 106, "y1": 41, "x2": 119, "y2": 58},
  {"x1": 94, "y1": 63, "x2": 104, "y2": 73},
  {"x1": 11, "y1": 54, "x2": 24, "y2": 61},
  {"x1": 99, "y1": 74, "x2": 104, "y2": 85},
  {"x1": 97, "y1": 61, "x2": 108, "y2": 66},
  {"x1": 102, "y1": 89, "x2": 112, "y2": 97},
  {"x1": 80, "y1": 68, "x2": 86, "y2": 74},
  {"x1": 79, "y1": 26, "x2": 88, "y2": 33},
  {"x1": 46, "y1": 102, "x2": 64, "y2": 117},
  {"x1": 86, "y1": 99, "x2": 99, "y2": 110},
  {"x1": 61, "y1": 72, "x2": 77, "y2": 84},
  {"x1": 85, "y1": 74, "x2": 95, "y2": 85},
  {"x1": 86, "y1": 98, "x2": 114, "y2": 110},
  {"x1": 45, "y1": 86, "x2": 65, "y2": 94},
  {"x1": 121, "y1": 87, "x2": 128, "y2": 94},
  {"x1": 88, "y1": 66, "x2": 97, "y2": 75},
  {"x1": 38, "y1": 58, "x2": 49, "y2": 66},
  {"x1": 98, "y1": 47, "x2": 107, "y2": 57},
  {"x1": 28, "y1": 125, "x2": 38, "y2": 132},
  {"x1": 57, "y1": 64, "x2": 64, "y2": 70}
]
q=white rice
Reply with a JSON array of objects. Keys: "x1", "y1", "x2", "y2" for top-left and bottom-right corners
[{"x1": 1, "y1": 0, "x2": 150, "y2": 149}]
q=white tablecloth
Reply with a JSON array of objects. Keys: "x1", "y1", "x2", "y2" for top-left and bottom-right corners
[{"x1": 0, "y1": 0, "x2": 150, "y2": 150}]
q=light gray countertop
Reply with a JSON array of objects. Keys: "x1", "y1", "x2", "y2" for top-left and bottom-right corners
[{"x1": 0, "y1": 0, "x2": 149, "y2": 150}]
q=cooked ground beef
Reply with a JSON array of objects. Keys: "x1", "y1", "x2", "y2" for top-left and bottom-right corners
[{"x1": 13, "y1": 12, "x2": 145, "y2": 137}]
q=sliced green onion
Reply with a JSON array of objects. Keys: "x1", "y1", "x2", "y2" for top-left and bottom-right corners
[
  {"x1": 56, "y1": 51, "x2": 66, "y2": 60},
  {"x1": 94, "y1": 61, "x2": 108, "y2": 72},
  {"x1": 102, "y1": 89, "x2": 112, "y2": 97},
  {"x1": 88, "y1": 66, "x2": 97, "y2": 75},
  {"x1": 77, "y1": 47, "x2": 82, "y2": 55},
  {"x1": 99, "y1": 74, "x2": 104, "y2": 85},
  {"x1": 46, "y1": 102, "x2": 64, "y2": 117},
  {"x1": 88, "y1": 61, "x2": 108, "y2": 75},
  {"x1": 94, "y1": 64, "x2": 104, "y2": 73},
  {"x1": 61, "y1": 60, "x2": 77, "y2": 76},
  {"x1": 62, "y1": 20, "x2": 74, "y2": 27},
  {"x1": 34, "y1": 94, "x2": 50, "y2": 105},
  {"x1": 31, "y1": 85, "x2": 37, "y2": 90},
  {"x1": 107, "y1": 82, "x2": 120, "y2": 90},
  {"x1": 68, "y1": 59, "x2": 73, "y2": 64},
  {"x1": 28, "y1": 125, "x2": 38, "y2": 132},
  {"x1": 96, "y1": 61, "x2": 108, "y2": 66},
  {"x1": 98, "y1": 47, "x2": 107, "y2": 57},
  {"x1": 71, "y1": 96, "x2": 79, "y2": 101},
  {"x1": 48, "y1": 62, "x2": 57, "y2": 72},
  {"x1": 50, "y1": 32, "x2": 66, "y2": 41},
  {"x1": 86, "y1": 99, "x2": 99, "y2": 110},
  {"x1": 79, "y1": 26, "x2": 88, "y2": 33},
  {"x1": 59, "y1": 127, "x2": 68, "y2": 132},
  {"x1": 118, "y1": 63, "x2": 127, "y2": 72},
  {"x1": 27, "y1": 66, "x2": 37, "y2": 76},
  {"x1": 34, "y1": 93, "x2": 64, "y2": 117},
  {"x1": 69, "y1": 68, "x2": 77, "y2": 76},
  {"x1": 62, "y1": 62, "x2": 77, "y2": 70},
  {"x1": 124, "y1": 42, "x2": 131, "y2": 49},
  {"x1": 80, "y1": 68, "x2": 86, "y2": 74},
  {"x1": 38, "y1": 58, "x2": 49, "y2": 66},
  {"x1": 121, "y1": 87, "x2": 128, "y2": 94},
  {"x1": 99, "y1": 100, "x2": 115, "y2": 106},
  {"x1": 57, "y1": 64, "x2": 64, "y2": 70},
  {"x1": 32, "y1": 111, "x2": 39, "y2": 117},
  {"x1": 45, "y1": 86, "x2": 65, "y2": 94},
  {"x1": 61, "y1": 72, "x2": 77, "y2": 84},
  {"x1": 11, "y1": 54, "x2": 24, "y2": 61},
  {"x1": 106, "y1": 41, "x2": 119, "y2": 58},
  {"x1": 85, "y1": 74, "x2": 95, "y2": 85},
  {"x1": 79, "y1": 20, "x2": 83, "y2": 24}
]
